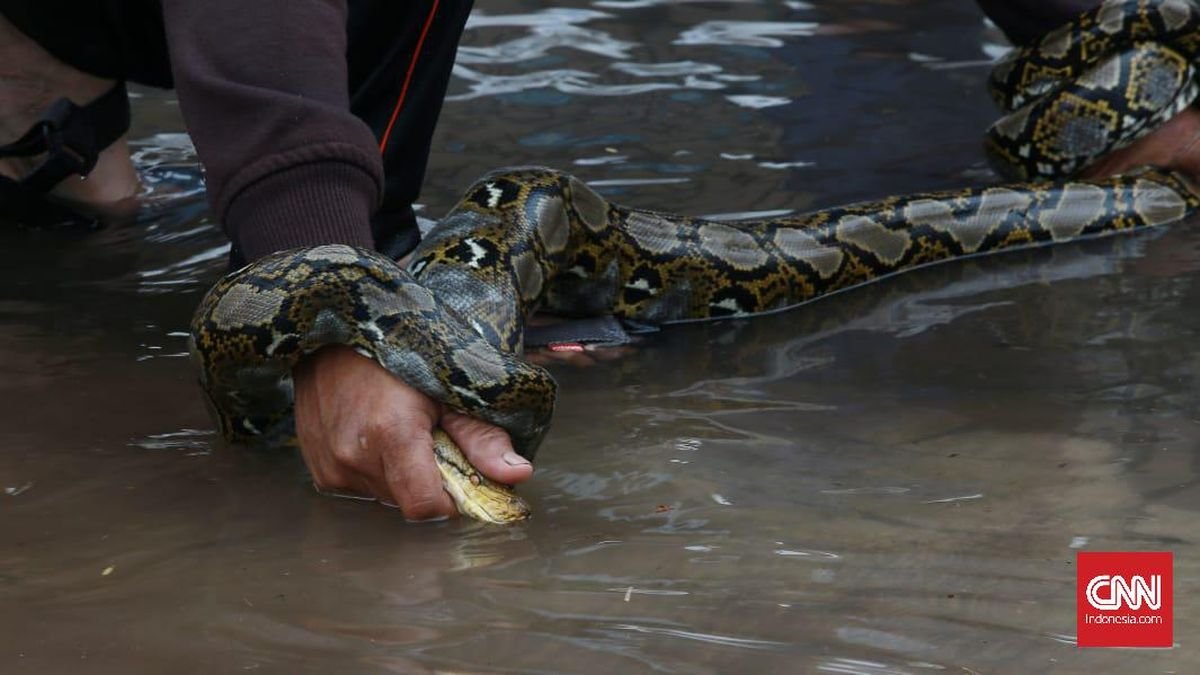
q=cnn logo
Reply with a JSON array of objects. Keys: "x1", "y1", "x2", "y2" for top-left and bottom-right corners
[
  {"x1": 1084, "y1": 574, "x2": 1162, "y2": 610},
  {"x1": 1076, "y1": 551, "x2": 1172, "y2": 648}
]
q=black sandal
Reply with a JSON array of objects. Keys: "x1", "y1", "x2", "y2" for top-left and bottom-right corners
[{"x1": 0, "y1": 81, "x2": 131, "y2": 228}]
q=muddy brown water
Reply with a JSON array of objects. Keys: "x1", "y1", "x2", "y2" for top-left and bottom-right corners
[{"x1": 2, "y1": 1, "x2": 1198, "y2": 672}]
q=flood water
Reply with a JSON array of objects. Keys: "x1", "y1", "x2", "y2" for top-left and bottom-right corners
[{"x1": 3, "y1": 1, "x2": 1198, "y2": 672}]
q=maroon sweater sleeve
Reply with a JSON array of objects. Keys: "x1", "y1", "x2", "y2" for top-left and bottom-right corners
[{"x1": 160, "y1": 0, "x2": 382, "y2": 261}]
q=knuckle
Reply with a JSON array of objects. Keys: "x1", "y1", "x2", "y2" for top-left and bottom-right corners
[
  {"x1": 312, "y1": 466, "x2": 354, "y2": 492},
  {"x1": 402, "y1": 492, "x2": 450, "y2": 521},
  {"x1": 476, "y1": 424, "x2": 511, "y2": 444},
  {"x1": 330, "y1": 440, "x2": 368, "y2": 468},
  {"x1": 450, "y1": 419, "x2": 513, "y2": 457},
  {"x1": 392, "y1": 463, "x2": 449, "y2": 520},
  {"x1": 364, "y1": 416, "x2": 424, "y2": 449}
]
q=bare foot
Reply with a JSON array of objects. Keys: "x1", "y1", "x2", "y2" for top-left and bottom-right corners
[
  {"x1": 1081, "y1": 106, "x2": 1200, "y2": 184},
  {"x1": 0, "y1": 14, "x2": 139, "y2": 219}
]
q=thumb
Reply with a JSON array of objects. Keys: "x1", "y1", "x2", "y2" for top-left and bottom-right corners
[{"x1": 439, "y1": 411, "x2": 534, "y2": 485}]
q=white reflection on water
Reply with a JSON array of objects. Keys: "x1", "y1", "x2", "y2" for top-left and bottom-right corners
[
  {"x1": 128, "y1": 132, "x2": 196, "y2": 167},
  {"x1": 452, "y1": 6, "x2": 813, "y2": 101},
  {"x1": 128, "y1": 428, "x2": 217, "y2": 454},
  {"x1": 457, "y1": 23, "x2": 636, "y2": 63},
  {"x1": 759, "y1": 160, "x2": 816, "y2": 169},
  {"x1": 451, "y1": 65, "x2": 685, "y2": 99},
  {"x1": 674, "y1": 20, "x2": 819, "y2": 47},
  {"x1": 465, "y1": 7, "x2": 611, "y2": 29},
  {"x1": 610, "y1": 60, "x2": 723, "y2": 77},
  {"x1": 727, "y1": 94, "x2": 793, "y2": 108},
  {"x1": 773, "y1": 548, "x2": 840, "y2": 559},
  {"x1": 137, "y1": 243, "x2": 230, "y2": 281},
  {"x1": 837, "y1": 626, "x2": 936, "y2": 656},
  {"x1": 594, "y1": 0, "x2": 770, "y2": 8},
  {"x1": 817, "y1": 656, "x2": 917, "y2": 675},
  {"x1": 588, "y1": 177, "x2": 691, "y2": 187},
  {"x1": 573, "y1": 154, "x2": 629, "y2": 166},
  {"x1": 609, "y1": 623, "x2": 790, "y2": 650}
]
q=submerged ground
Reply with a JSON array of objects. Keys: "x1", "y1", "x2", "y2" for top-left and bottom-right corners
[{"x1": 1, "y1": 1, "x2": 1197, "y2": 672}]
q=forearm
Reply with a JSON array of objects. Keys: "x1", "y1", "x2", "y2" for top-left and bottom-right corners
[{"x1": 161, "y1": 0, "x2": 382, "y2": 261}]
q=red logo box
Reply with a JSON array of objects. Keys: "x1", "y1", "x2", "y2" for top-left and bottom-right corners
[{"x1": 1076, "y1": 551, "x2": 1173, "y2": 648}]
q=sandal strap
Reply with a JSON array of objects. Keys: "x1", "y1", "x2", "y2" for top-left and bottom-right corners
[{"x1": 0, "y1": 82, "x2": 130, "y2": 227}]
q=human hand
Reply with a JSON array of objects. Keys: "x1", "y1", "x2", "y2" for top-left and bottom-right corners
[
  {"x1": 1082, "y1": 106, "x2": 1200, "y2": 183},
  {"x1": 521, "y1": 314, "x2": 638, "y2": 367},
  {"x1": 292, "y1": 345, "x2": 534, "y2": 520},
  {"x1": 524, "y1": 342, "x2": 636, "y2": 368}
]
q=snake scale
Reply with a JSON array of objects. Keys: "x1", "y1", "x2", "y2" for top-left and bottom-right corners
[{"x1": 190, "y1": 0, "x2": 1200, "y2": 522}]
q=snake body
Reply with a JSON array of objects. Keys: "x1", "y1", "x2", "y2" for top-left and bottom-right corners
[
  {"x1": 986, "y1": 0, "x2": 1200, "y2": 178},
  {"x1": 190, "y1": 0, "x2": 1200, "y2": 523}
]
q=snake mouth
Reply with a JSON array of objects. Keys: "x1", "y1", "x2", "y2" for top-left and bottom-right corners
[{"x1": 432, "y1": 430, "x2": 532, "y2": 524}]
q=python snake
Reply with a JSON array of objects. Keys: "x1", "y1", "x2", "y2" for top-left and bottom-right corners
[{"x1": 190, "y1": 0, "x2": 1200, "y2": 523}]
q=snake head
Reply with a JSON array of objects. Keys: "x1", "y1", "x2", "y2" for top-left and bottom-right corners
[{"x1": 431, "y1": 430, "x2": 532, "y2": 524}]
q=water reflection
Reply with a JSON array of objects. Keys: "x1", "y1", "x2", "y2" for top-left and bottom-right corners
[
  {"x1": 451, "y1": 4, "x2": 818, "y2": 102},
  {"x1": 1, "y1": 0, "x2": 1197, "y2": 673},
  {"x1": 674, "y1": 20, "x2": 819, "y2": 47}
]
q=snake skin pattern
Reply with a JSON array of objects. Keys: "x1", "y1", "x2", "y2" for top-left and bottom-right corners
[
  {"x1": 190, "y1": 0, "x2": 1200, "y2": 521},
  {"x1": 987, "y1": 0, "x2": 1200, "y2": 179}
]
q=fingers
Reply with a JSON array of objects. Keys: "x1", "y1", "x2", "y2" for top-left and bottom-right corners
[
  {"x1": 304, "y1": 426, "x2": 457, "y2": 520},
  {"x1": 441, "y1": 410, "x2": 534, "y2": 486},
  {"x1": 371, "y1": 420, "x2": 457, "y2": 520},
  {"x1": 292, "y1": 345, "x2": 539, "y2": 520},
  {"x1": 292, "y1": 346, "x2": 458, "y2": 521},
  {"x1": 1082, "y1": 107, "x2": 1200, "y2": 181},
  {"x1": 524, "y1": 349, "x2": 598, "y2": 367},
  {"x1": 525, "y1": 344, "x2": 636, "y2": 367},
  {"x1": 297, "y1": 420, "x2": 381, "y2": 504},
  {"x1": 306, "y1": 417, "x2": 458, "y2": 520}
]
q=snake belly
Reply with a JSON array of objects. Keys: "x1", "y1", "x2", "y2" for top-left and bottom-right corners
[{"x1": 190, "y1": 0, "x2": 1200, "y2": 523}]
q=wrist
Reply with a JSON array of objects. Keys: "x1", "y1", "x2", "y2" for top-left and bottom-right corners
[{"x1": 224, "y1": 161, "x2": 377, "y2": 262}]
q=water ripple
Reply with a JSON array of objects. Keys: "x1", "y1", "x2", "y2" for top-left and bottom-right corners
[
  {"x1": 457, "y1": 24, "x2": 636, "y2": 63},
  {"x1": 595, "y1": 0, "x2": 765, "y2": 7},
  {"x1": 610, "y1": 60, "x2": 722, "y2": 77},
  {"x1": 129, "y1": 428, "x2": 216, "y2": 455},
  {"x1": 451, "y1": 65, "x2": 685, "y2": 100},
  {"x1": 675, "y1": 21, "x2": 819, "y2": 47},
  {"x1": 453, "y1": 7, "x2": 805, "y2": 103},
  {"x1": 817, "y1": 656, "x2": 916, "y2": 675},
  {"x1": 465, "y1": 7, "x2": 611, "y2": 29},
  {"x1": 135, "y1": 243, "x2": 231, "y2": 294},
  {"x1": 726, "y1": 94, "x2": 792, "y2": 109},
  {"x1": 609, "y1": 623, "x2": 789, "y2": 650}
]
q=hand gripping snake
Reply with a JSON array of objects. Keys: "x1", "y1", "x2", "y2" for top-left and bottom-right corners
[{"x1": 190, "y1": 0, "x2": 1200, "y2": 523}]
